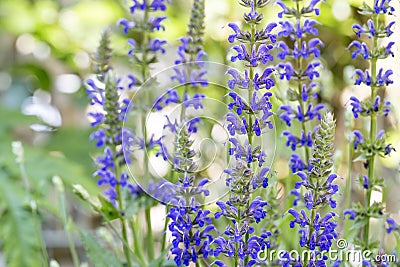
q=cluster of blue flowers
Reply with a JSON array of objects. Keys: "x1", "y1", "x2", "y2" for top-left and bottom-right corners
[
  {"x1": 87, "y1": 0, "x2": 170, "y2": 201},
  {"x1": 275, "y1": 0, "x2": 341, "y2": 265},
  {"x1": 118, "y1": 0, "x2": 169, "y2": 62},
  {"x1": 86, "y1": 1, "x2": 171, "y2": 264},
  {"x1": 344, "y1": 0, "x2": 397, "y2": 250},
  {"x1": 116, "y1": 0, "x2": 171, "y2": 187},
  {"x1": 147, "y1": 1, "x2": 218, "y2": 266},
  {"x1": 275, "y1": 0, "x2": 326, "y2": 174},
  {"x1": 288, "y1": 113, "x2": 339, "y2": 266},
  {"x1": 85, "y1": 31, "x2": 139, "y2": 204},
  {"x1": 210, "y1": 1, "x2": 276, "y2": 266},
  {"x1": 167, "y1": 142, "x2": 215, "y2": 266}
]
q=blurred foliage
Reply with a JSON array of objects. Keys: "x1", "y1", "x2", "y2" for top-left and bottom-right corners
[
  {"x1": 80, "y1": 231, "x2": 123, "y2": 267},
  {"x1": 0, "y1": 168, "x2": 44, "y2": 267}
]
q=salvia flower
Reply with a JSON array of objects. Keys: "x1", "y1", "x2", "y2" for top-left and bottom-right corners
[
  {"x1": 275, "y1": 0, "x2": 325, "y2": 174},
  {"x1": 86, "y1": 31, "x2": 137, "y2": 202},
  {"x1": 386, "y1": 218, "x2": 400, "y2": 234},
  {"x1": 346, "y1": 1, "x2": 396, "y2": 248},
  {"x1": 287, "y1": 113, "x2": 339, "y2": 265},
  {"x1": 211, "y1": 1, "x2": 278, "y2": 266},
  {"x1": 118, "y1": 0, "x2": 169, "y2": 73},
  {"x1": 151, "y1": 1, "x2": 216, "y2": 266},
  {"x1": 167, "y1": 127, "x2": 215, "y2": 267},
  {"x1": 114, "y1": 0, "x2": 172, "y2": 164}
]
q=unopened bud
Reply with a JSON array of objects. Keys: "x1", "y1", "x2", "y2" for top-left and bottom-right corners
[
  {"x1": 30, "y1": 200, "x2": 37, "y2": 212},
  {"x1": 12, "y1": 141, "x2": 24, "y2": 164},
  {"x1": 52, "y1": 176, "x2": 64, "y2": 192},
  {"x1": 72, "y1": 184, "x2": 90, "y2": 200},
  {"x1": 50, "y1": 259, "x2": 60, "y2": 267}
]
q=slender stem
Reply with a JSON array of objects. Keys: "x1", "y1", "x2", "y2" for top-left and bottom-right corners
[
  {"x1": 145, "y1": 208, "x2": 155, "y2": 259},
  {"x1": 160, "y1": 205, "x2": 170, "y2": 253},
  {"x1": 234, "y1": 246, "x2": 239, "y2": 267},
  {"x1": 304, "y1": 179, "x2": 319, "y2": 266},
  {"x1": 97, "y1": 209, "x2": 139, "y2": 264},
  {"x1": 141, "y1": 0, "x2": 149, "y2": 81},
  {"x1": 294, "y1": 1, "x2": 314, "y2": 262},
  {"x1": 345, "y1": 135, "x2": 353, "y2": 210},
  {"x1": 140, "y1": 1, "x2": 156, "y2": 260},
  {"x1": 343, "y1": 132, "x2": 353, "y2": 238},
  {"x1": 19, "y1": 163, "x2": 49, "y2": 266},
  {"x1": 295, "y1": 2, "x2": 310, "y2": 164},
  {"x1": 141, "y1": 0, "x2": 150, "y2": 163},
  {"x1": 243, "y1": 11, "x2": 257, "y2": 266},
  {"x1": 116, "y1": 182, "x2": 132, "y2": 267},
  {"x1": 130, "y1": 219, "x2": 147, "y2": 265},
  {"x1": 58, "y1": 192, "x2": 80, "y2": 267},
  {"x1": 234, "y1": 188, "x2": 241, "y2": 267},
  {"x1": 247, "y1": 11, "x2": 256, "y2": 150},
  {"x1": 363, "y1": 13, "x2": 379, "y2": 249},
  {"x1": 112, "y1": 149, "x2": 132, "y2": 267}
]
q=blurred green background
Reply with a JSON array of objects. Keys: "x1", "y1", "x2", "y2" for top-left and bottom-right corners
[{"x1": 0, "y1": 0, "x2": 399, "y2": 266}]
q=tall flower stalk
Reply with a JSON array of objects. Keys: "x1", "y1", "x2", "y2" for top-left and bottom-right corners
[
  {"x1": 85, "y1": 1, "x2": 170, "y2": 265},
  {"x1": 344, "y1": 0, "x2": 396, "y2": 250},
  {"x1": 211, "y1": 1, "x2": 276, "y2": 266},
  {"x1": 276, "y1": 0, "x2": 325, "y2": 174},
  {"x1": 153, "y1": 0, "x2": 215, "y2": 266},
  {"x1": 288, "y1": 113, "x2": 339, "y2": 266},
  {"x1": 86, "y1": 30, "x2": 136, "y2": 266},
  {"x1": 275, "y1": 0, "x2": 341, "y2": 265},
  {"x1": 167, "y1": 127, "x2": 215, "y2": 267},
  {"x1": 118, "y1": 0, "x2": 170, "y2": 262}
]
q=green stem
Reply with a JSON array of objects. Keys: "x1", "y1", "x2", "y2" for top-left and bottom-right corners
[
  {"x1": 141, "y1": 0, "x2": 149, "y2": 81},
  {"x1": 345, "y1": 135, "x2": 353, "y2": 210},
  {"x1": 97, "y1": 209, "x2": 140, "y2": 264},
  {"x1": 234, "y1": 251, "x2": 239, "y2": 267},
  {"x1": 58, "y1": 191, "x2": 80, "y2": 267},
  {"x1": 160, "y1": 205, "x2": 170, "y2": 253},
  {"x1": 363, "y1": 13, "x2": 379, "y2": 249},
  {"x1": 243, "y1": 12, "x2": 257, "y2": 266},
  {"x1": 112, "y1": 151, "x2": 132, "y2": 267},
  {"x1": 19, "y1": 163, "x2": 49, "y2": 266},
  {"x1": 296, "y1": 0, "x2": 312, "y2": 255},
  {"x1": 234, "y1": 195, "x2": 241, "y2": 267},
  {"x1": 294, "y1": 4, "x2": 310, "y2": 164},
  {"x1": 116, "y1": 182, "x2": 132, "y2": 267},
  {"x1": 145, "y1": 207, "x2": 155, "y2": 260},
  {"x1": 140, "y1": 1, "x2": 156, "y2": 261},
  {"x1": 343, "y1": 132, "x2": 353, "y2": 238},
  {"x1": 130, "y1": 219, "x2": 147, "y2": 265}
]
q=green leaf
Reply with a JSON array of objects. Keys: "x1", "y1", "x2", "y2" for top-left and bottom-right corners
[
  {"x1": 350, "y1": 219, "x2": 367, "y2": 231},
  {"x1": 79, "y1": 230, "x2": 123, "y2": 267},
  {"x1": 9, "y1": 63, "x2": 52, "y2": 91},
  {"x1": 0, "y1": 168, "x2": 45, "y2": 267},
  {"x1": 353, "y1": 154, "x2": 368, "y2": 162},
  {"x1": 0, "y1": 107, "x2": 40, "y2": 134},
  {"x1": 43, "y1": 127, "x2": 96, "y2": 176},
  {"x1": 98, "y1": 195, "x2": 120, "y2": 221}
]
